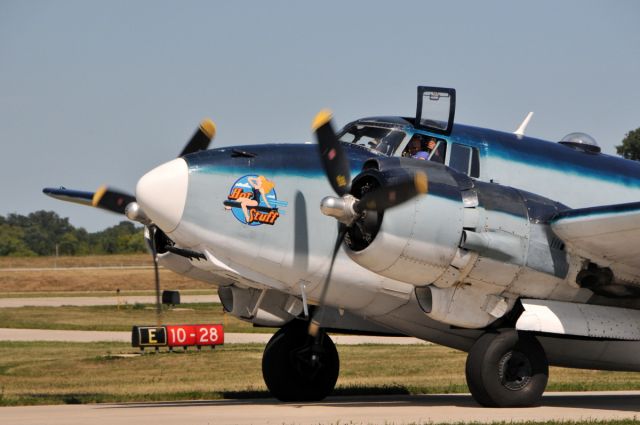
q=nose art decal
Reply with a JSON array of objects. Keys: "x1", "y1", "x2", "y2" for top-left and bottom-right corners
[{"x1": 224, "y1": 175, "x2": 287, "y2": 226}]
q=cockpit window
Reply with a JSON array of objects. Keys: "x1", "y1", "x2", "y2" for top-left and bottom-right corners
[
  {"x1": 449, "y1": 143, "x2": 481, "y2": 178},
  {"x1": 338, "y1": 124, "x2": 406, "y2": 156}
]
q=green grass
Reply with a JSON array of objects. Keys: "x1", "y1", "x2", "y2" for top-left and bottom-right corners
[
  {"x1": 0, "y1": 303, "x2": 275, "y2": 333},
  {"x1": 1, "y1": 341, "x2": 640, "y2": 406}
]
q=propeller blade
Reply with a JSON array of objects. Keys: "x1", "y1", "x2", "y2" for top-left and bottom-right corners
[
  {"x1": 179, "y1": 118, "x2": 216, "y2": 157},
  {"x1": 308, "y1": 224, "x2": 347, "y2": 337},
  {"x1": 92, "y1": 186, "x2": 136, "y2": 215},
  {"x1": 312, "y1": 110, "x2": 351, "y2": 197},
  {"x1": 354, "y1": 171, "x2": 428, "y2": 213}
]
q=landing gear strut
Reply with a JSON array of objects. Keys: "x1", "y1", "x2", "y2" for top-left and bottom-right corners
[
  {"x1": 465, "y1": 329, "x2": 548, "y2": 407},
  {"x1": 262, "y1": 320, "x2": 339, "y2": 402}
]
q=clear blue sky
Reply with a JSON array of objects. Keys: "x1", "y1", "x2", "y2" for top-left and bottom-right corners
[{"x1": 2, "y1": 0, "x2": 639, "y2": 231}]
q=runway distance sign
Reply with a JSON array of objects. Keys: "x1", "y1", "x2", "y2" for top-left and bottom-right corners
[{"x1": 132, "y1": 324, "x2": 224, "y2": 349}]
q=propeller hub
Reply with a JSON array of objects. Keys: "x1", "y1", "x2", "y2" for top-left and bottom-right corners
[
  {"x1": 320, "y1": 195, "x2": 359, "y2": 225},
  {"x1": 124, "y1": 202, "x2": 151, "y2": 225}
]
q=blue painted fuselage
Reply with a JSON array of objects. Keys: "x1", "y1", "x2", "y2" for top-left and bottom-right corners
[{"x1": 443, "y1": 123, "x2": 640, "y2": 208}]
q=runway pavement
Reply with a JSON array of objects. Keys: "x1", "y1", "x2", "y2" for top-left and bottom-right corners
[
  {"x1": 0, "y1": 327, "x2": 428, "y2": 345},
  {"x1": 1, "y1": 392, "x2": 639, "y2": 425},
  {"x1": 0, "y1": 295, "x2": 219, "y2": 308},
  {"x1": 0, "y1": 295, "x2": 428, "y2": 344}
]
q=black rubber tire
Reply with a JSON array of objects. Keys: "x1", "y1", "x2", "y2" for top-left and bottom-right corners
[
  {"x1": 262, "y1": 321, "x2": 339, "y2": 402},
  {"x1": 465, "y1": 329, "x2": 548, "y2": 407}
]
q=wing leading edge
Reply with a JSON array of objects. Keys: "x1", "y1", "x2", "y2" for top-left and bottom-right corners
[
  {"x1": 42, "y1": 187, "x2": 95, "y2": 207},
  {"x1": 551, "y1": 202, "x2": 640, "y2": 277}
]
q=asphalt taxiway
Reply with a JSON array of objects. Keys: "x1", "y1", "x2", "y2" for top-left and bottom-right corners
[
  {"x1": 0, "y1": 295, "x2": 218, "y2": 308},
  {"x1": 1, "y1": 392, "x2": 639, "y2": 425},
  {"x1": 0, "y1": 327, "x2": 427, "y2": 345}
]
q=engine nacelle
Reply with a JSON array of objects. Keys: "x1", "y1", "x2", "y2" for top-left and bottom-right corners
[
  {"x1": 345, "y1": 160, "x2": 467, "y2": 285},
  {"x1": 343, "y1": 159, "x2": 587, "y2": 329}
]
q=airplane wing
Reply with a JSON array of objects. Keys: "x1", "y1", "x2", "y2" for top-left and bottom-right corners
[
  {"x1": 43, "y1": 187, "x2": 95, "y2": 207},
  {"x1": 551, "y1": 201, "x2": 640, "y2": 275}
]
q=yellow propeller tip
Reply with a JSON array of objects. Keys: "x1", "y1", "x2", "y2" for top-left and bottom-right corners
[
  {"x1": 308, "y1": 320, "x2": 320, "y2": 337},
  {"x1": 415, "y1": 172, "x2": 428, "y2": 194},
  {"x1": 311, "y1": 109, "x2": 333, "y2": 131},
  {"x1": 92, "y1": 185, "x2": 108, "y2": 207},
  {"x1": 200, "y1": 119, "x2": 216, "y2": 139}
]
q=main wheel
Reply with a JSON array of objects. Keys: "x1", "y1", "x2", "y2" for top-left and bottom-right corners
[
  {"x1": 262, "y1": 320, "x2": 339, "y2": 402},
  {"x1": 465, "y1": 329, "x2": 548, "y2": 407}
]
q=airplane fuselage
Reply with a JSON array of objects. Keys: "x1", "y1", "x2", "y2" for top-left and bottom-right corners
[
  {"x1": 44, "y1": 90, "x2": 640, "y2": 406},
  {"x1": 146, "y1": 118, "x2": 640, "y2": 372}
]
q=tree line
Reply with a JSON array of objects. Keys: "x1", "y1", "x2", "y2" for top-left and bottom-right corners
[{"x1": 0, "y1": 211, "x2": 146, "y2": 257}]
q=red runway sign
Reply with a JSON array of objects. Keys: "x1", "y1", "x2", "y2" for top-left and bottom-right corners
[{"x1": 132, "y1": 324, "x2": 224, "y2": 348}]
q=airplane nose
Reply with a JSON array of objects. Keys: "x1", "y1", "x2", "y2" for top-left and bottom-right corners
[{"x1": 136, "y1": 158, "x2": 189, "y2": 233}]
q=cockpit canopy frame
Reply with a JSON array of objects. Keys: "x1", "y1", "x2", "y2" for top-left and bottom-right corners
[{"x1": 415, "y1": 86, "x2": 456, "y2": 136}]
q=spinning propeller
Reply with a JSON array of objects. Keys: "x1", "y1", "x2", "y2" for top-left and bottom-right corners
[
  {"x1": 43, "y1": 119, "x2": 216, "y2": 324},
  {"x1": 309, "y1": 110, "x2": 428, "y2": 337}
]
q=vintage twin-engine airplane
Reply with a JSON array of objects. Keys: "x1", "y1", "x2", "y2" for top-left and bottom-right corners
[{"x1": 44, "y1": 86, "x2": 640, "y2": 407}]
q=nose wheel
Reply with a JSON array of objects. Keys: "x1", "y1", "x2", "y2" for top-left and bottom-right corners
[
  {"x1": 465, "y1": 329, "x2": 548, "y2": 407},
  {"x1": 262, "y1": 320, "x2": 339, "y2": 402}
]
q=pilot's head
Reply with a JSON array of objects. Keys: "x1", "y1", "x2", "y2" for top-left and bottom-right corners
[
  {"x1": 408, "y1": 136, "x2": 422, "y2": 154},
  {"x1": 427, "y1": 138, "x2": 437, "y2": 150}
]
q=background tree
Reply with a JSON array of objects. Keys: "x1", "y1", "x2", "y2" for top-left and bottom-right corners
[
  {"x1": 6, "y1": 211, "x2": 74, "y2": 256},
  {"x1": 0, "y1": 224, "x2": 35, "y2": 256},
  {"x1": 0, "y1": 211, "x2": 147, "y2": 256},
  {"x1": 616, "y1": 128, "x2": 640, "y2": 160}
]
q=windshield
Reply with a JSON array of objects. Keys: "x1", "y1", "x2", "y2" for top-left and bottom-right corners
[{"x1": 338, "y1": 124, "x2": 407, "y2": 156}]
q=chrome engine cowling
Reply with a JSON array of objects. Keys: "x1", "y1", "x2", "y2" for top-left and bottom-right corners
[
  {"x1": 344, "y1": 159, "x2": 467, "y2": 286},
  {"x1": 343, "y1": 159, "x2": 583, "y2": 328}
]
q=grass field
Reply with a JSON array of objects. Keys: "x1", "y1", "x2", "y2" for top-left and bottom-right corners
[
  {"x1": 0, "y1": 254, "x2": 151, "y2": 268},
  {"x1": 0, "y1": 254, "x2": 214, "y2": 292},
  {"x1": 0, "y1": 303, "x2": 274, "y2": 333},
  {"x1": 2, "y1": 254, "x2": 640, "y2": 415},
  {"x1": 1, "y1": 341, "x2": 640, "y2": 406}
]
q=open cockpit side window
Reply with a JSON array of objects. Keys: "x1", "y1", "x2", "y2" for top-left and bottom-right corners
[{"x1": 402, "y1": 134, "x2": 446, "y2": 164}]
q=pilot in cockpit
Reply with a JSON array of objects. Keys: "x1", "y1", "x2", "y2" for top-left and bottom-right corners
[
  {"x1": 404, "y1": 135, "x2": 446, "y2": 163},
  {"x1": 403, "y1": 135, "x2": 426, "y2": 158},
  {"x1": 425, "y1": 138, "x2": 441, "y2": 163}
]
